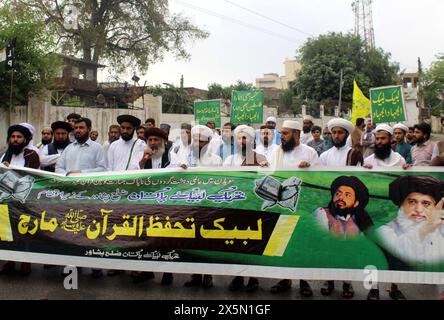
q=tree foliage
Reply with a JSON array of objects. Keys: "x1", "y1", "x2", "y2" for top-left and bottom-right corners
[
  {"x1": 14, "y1": 0, "x2": 209, "y2": 74},
  {"x1": 0, "y1": 4, "x2": 61, "y2": 107},
  {"x1": 293, "y1": 32, "x2": 399, "y2": 110},
  {"x1": 422, "y1": 54, "x2": 444, "y2": 115},
  {"x1": 206, "y1": 80, "x2": 254, "y2": 100},
  {"x1": 148, "y1": 83, "x2": 193, "y2": 114}
]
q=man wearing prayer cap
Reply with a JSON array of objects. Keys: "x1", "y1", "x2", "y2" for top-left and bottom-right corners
[
  {"x1": 179, "y1": 124, "x2": 223, "y2": 289},
  {"x1": 393, "y1": 123, "x2": 412, "y2": 164},
  {"x1": 377, "y1": 176, "x2": 444, "y2": 265},
  {"x1": 270, "y1": 120, "x2": 318, "y2": 169},
  {"x1": 269, "y1": 119, "x2": 317, "y2": 298},
  {"x1": 313, "y1": 176, "x2": 372, "y2": 298},
  {"x1": 224, "y1": 125, "x2": 268, "y2": 167},
  {"x1": 320, "y1": 118, "x2": 363, "y2": 167},
  {"x1": 40, "y1": 121, "x2": 73, "y2": 172},
  {"x1": 36, "y1": 126, "x2": 53, "y2": 151},
  {"x1": 363, "y1": 124, "x2": 406, "y2": 168},
  {"x1": 107, "y1": 114, "x2": 146, "y2": 172},
  {"x1": 300, "y1": 115, "x2": 314, "y2": 145}
]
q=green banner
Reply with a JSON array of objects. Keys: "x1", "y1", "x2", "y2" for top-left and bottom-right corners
[
  {"x1": 1, "y1": 166, "x2": 444, "y2": 284},
  {"x1": 370, "y1": 85, "x2": 406, "y2": 123},
  {"x1": 231, "y1": 90, "x2": 264, "y2": 124},
  {"x1": 194, "y1": 100, "x2": 221, "y2": 128}
]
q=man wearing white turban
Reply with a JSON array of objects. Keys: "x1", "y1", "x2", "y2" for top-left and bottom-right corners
[
  {"x1": 300, "y1": 115, "x2": 314, "y2": 145},
  {"x1": 270, "y1": 120, "x2": 319, "y2": 169},
  {"x1": 319, "y1": 118, "x2": 363, "y2": 167},
  {"x1": 19, "y1": 122, "x2": 40, "y2": 154},
  {"x1": 255, "y1": 116, "x2": 281, "y2": 147},
  {"x1": 224, "y1": 125, "x2": 268, "y2": 166},
  {"x1": 180, "y1": 125, "x2": 222, "y2": 289},
  {"x1": 363, "y1": 124, "x2": 406, "y2": 168},
  {"x1": 393, "y1": 123, "x2": 412, "y2": 164}
]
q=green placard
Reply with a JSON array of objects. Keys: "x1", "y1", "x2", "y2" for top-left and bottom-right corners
[
  {"x1": 370, "y1": 85, "x2": 406, "y2": 123},
  {"x1": 194, "y1": 100, "x2": 221, "y2": 127},
  {"x1": 231, "y1": 90, "x2": 264, "y2": 124}
]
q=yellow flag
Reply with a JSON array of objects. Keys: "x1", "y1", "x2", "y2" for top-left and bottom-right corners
[{"x1": 352, "y1": 80, "x2": 371, "y2": 126}]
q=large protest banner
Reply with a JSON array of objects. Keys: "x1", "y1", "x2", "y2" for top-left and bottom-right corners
[
  {"x1": 194, "y1": 100, "x2": 221, "y2": 128},
  {"x1": 370, "y1": 85, "x2": 407, "y2": 123},
  {"x1": 231, "y1": 90, "x2": 264, "y2": 124},
  {"x1": 0, "y1": 165, "x2": 444, "y2": 284}
]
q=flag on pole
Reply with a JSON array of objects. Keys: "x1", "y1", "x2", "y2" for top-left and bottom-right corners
[{"x1": 352, "y1": 80, "x2": 371, "y2": 125}]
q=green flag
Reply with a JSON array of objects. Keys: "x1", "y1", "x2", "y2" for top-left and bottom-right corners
[{"x1": 231, "y1": 90, "x2": 264, "y2": 124}]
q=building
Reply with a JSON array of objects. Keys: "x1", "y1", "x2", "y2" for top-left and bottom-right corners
[
  {"x1": 184, "y1": 87, "x2": 209, "y2": 101},
  {"x1": 256, "y1": 59, "x2": 301, "y2": 90}
]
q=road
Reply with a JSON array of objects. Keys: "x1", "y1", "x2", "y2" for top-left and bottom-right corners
[{"x1": 0, "y1": 265, "x2": 442, "y2": 300}]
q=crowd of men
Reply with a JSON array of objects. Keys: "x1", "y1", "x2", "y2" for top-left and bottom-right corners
[{"x1": 1, "y1": 112, "x2": 444, "y2": 300}]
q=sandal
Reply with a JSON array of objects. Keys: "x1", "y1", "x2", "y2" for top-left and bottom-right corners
[
  {"x1": 367, "y1": 288, "x2": 380, "y2": 300},
  {"x1": 321, "y1": 280, "x2": 335, "y2": 296},
  {"x1": 389, "y1": 289, "x2": 406, "y2": 300},
  {"x1": 299, "y1": 280, "x2": 313, "y2": 297},
  {"x1": 270, "y1": 279, "x2": 292, "y2": 294},
  {"x1": 342, "y1": 282, "x2": 354, "y2": 299}
]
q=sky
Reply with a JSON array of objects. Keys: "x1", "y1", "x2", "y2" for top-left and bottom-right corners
[{"x1": 101, "y1": 0, "x2": 444, "y2": 89}]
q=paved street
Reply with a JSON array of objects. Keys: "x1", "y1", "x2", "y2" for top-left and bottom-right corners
[{"x1": 0, "y1": 265, "x2": 442, "y2": 300}]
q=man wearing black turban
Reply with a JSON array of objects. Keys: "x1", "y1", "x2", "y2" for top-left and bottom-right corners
[
  {"x1": 377, "y1": 175, "x2": 444, "y2": 266},
  {"x1": 1, "y1": 125, "x2": 40, "y2": 169},
  {"x1": 315, "y1": 176, "x2": 373, "y2": 237}
]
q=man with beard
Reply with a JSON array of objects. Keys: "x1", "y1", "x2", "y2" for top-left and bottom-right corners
[
  {"x1": 269, "y1": 120, "x2": 317, "y2": 297},
  {"x1": 224, "y1": 125, "x2": 268, "y2": 167},
  {"x1": 134, "y1": 127, "x2": 173, "y2": 285},
  {"x1": 36, "y1": 126, "x2": 53, "y2": 151},
  {"x1": 206, "y1": 120, "x2": 222, "y2": 155},
  {"x1": 393, "y1": 123, "x2": 412, "y2": 164},
  {"x1": 363, "y1": 124, "x2": 406, "y2": 168},
  {"x1": 103, "y1": 125, "x2": 121, "y2": 157},
  {"x1": 107, "y1": 115, "x2": 146, "y2": 172},
  {"x1": 323, "y1": 127, "x2": 333, "y2": 151},
  {"x1": 255, "y1": 125, "x2": 279, "y2": 163},
  {"x1": 255, "y1": 117, "x2": 281, "y2": 147},
  {"x1": 66, "y1": 113, "x2": 82, "y2": 142},
  {"x1": 314, "y1": 176, "x2": 373, "y2": 299},
  {"x1": 377, "y1": 176, "x2": 444, "y2": 299},
  {"x1": 320, "y1": 118, "x2": 363, "y2": 167},
  {"x1": 406, "y1": 123, "x2": 439, "y2": 167},
  {"x1": 219, "y1": 122, "x2": 236, "y2": 161},
  {"x1": 361, "y1": 119, "x2": 375, "y2": 159},
  {"x1": 40, "y1": 121, "x2": 73, "y2": 172},
  {"x1": 176, "y1": 125, "x2": 222, "y2": 289},
  {"x1": 55, "y1": 117, "x2": 107, "y2": 175},
  {"x1": 139, "y1": 127, "x2": 171, "y2": 170},
  {"x1": 160, "y1": 123, "x2": 173, "y2": 151},
  {"x1": 361, "y1": 124, "x2": 406, "y2": 300},
  {"x1": 0, "y1": 124, "x2": 40, "y2": 275},
  {"x1": 224, "y1": 125, "x2": 267, "y2": 292},
  {"x1": 270, "y1": 120, "x2": 318, "y2": 169},
  {"x1": 300, "y1": 115, "x2": 314, "y2": 145},
  {"x1": 19, "y1": 123, "x2": 40, "y2": 154}
]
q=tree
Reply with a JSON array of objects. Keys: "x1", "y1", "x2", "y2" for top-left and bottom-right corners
[
  {"x1": 15, "y1": 0, "x2": 209, "y2": 74},
  {"x1": 148, "y1": 83, "x2": 193, "y2": 114},
  {"x1": 422, "y1": 54, "x2": 444, "y2": 116},
  {"x1": 0, "y1": 4, "x2": 61, "y2": 108},
  {"x1": 293, "y1": 32, "x2": 399, "y2": 110},
  {"x1": 207, "y1": 81, "x2": 255, "y2": 100}
]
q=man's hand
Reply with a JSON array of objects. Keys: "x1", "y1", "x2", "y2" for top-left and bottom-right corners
[
  {"x1": 143, "y1": 146, "x2": 157, "y2": 159},
  {"x1": 419, "y1": 198, "x2": 444, "y2": 241},
  {"x1": 66, "y1": 170, "x2": 81, "y2": 176},
  {"x1": 180, "y1": 164, "x2": 188, "y2": 170},
  {"x1": 2, "y1": 161, "x2": 10, "y2": 167},
  {"x1": 298, "y1": 161, "x2": 311, "y2": 168},
  {"x1": 402, "y1": 163, "x2": 412, "y2": 170},
  {"x1": 259, "y1": 160, "x2": 269, "y2": 168},
  {"x1": 363, "y1": 164, "x2": 373, "y2": 169}
]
